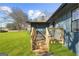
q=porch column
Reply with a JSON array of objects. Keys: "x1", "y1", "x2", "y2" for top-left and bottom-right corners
[{"x1": 45, "y1": 27, "x2": 50, "y2": 51}]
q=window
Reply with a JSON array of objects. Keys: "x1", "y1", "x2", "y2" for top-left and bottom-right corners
[
  {"x1": 72, "y1": 8, "x2": 79, "y2": 32},
  {"x1": 72, "y1": 20, "x2": 78, "y2": 32}
]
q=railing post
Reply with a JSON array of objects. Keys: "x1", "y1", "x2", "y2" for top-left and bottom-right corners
[
  {"x1": 31, "y1": 27, "x2": 37, "y2": 50},
  {"x1": 45, "y1": 27, "x2": 50, "y2": 51},
  {"x1": 30, "y1": 27, "x2": 34, "y2": 51},
  {"x1": 61, "y1": 29, "x2": 64, "y2": 46}
]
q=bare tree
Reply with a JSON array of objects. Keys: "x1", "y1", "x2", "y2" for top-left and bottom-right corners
[{"x1": 9, "y1": 8, "x2": 28, "y2": 30}]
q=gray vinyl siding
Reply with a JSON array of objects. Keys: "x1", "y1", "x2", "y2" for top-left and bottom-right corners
[{"x1": 55, "y1": 7, "x2": 79, "y2": 55}]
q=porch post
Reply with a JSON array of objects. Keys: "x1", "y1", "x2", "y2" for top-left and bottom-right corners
[{"x1": 45, "y1": 27, "x2": 50, "y2": 51}]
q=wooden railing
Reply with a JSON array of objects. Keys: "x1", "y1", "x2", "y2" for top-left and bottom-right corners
[
  {"x1": 48, "y1": 28, "x2": 64, "y2": 45},
  {"x1": 31, "y1": 27, "x2": 50, "y2": 53},
  {"x1": 31, "y1": 27, "x2": 64, "y2": 53}
]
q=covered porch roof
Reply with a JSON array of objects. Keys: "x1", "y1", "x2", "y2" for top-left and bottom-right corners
[{"x1": 47, "y1": 3, "x2": 78, "y2": 23}]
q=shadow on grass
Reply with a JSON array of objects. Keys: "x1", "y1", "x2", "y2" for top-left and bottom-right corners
[{"x1": 49, "y1": 42, "x2": 76, "y2": 56}]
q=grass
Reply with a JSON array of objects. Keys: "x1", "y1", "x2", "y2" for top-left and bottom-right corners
[
  {"x1": 0, "y1": 31, "x2": 76, "y2": 56},
  {"x1": 49, "y1": 42, "x2": 76, "y2": 56},
  {"x1": 0, "y1": 31, "x2": 35, "y2": 56}
]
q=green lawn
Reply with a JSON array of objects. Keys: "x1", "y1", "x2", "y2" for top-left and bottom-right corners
[
  {"x1": 0, "y1": 31, "x2": 35, "y2": 56},
  {"x1": 49, "y1": 42, "x2": 76, "y2": 56},
  {"x1": 0, "y1": 31, "x2": 76, "y2": 56}
]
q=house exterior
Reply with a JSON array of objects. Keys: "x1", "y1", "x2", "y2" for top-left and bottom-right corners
[
  {"x1": 0, "y1": 27, "x2": 8, "y2": 31},
  {"x1": 48, "y1": 3, "x2": 79, "y2": 55}
]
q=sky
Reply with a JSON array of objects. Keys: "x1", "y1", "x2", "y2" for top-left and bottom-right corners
[
  {"x1": 0, "y1": 3, "x2": 61, "y2": 27},
  {"x1": 0, "y1": 3, "x2": 61, "y2": 13}
]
